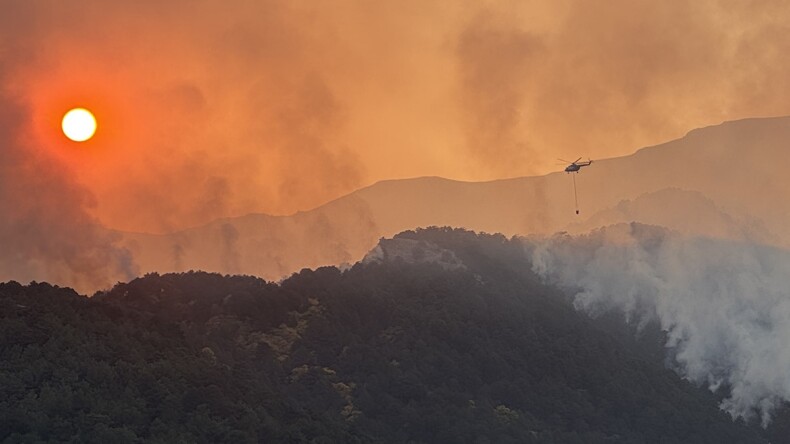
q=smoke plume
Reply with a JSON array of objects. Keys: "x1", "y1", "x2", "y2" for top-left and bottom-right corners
[{"x1": 529, "y1": 223, "x2": 790, "y2": 426}]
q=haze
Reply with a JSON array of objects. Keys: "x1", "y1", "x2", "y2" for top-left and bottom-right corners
[
  {"x1": 3, "y1": 0, "x2": 790, "y2": 234},
  {"x1": 5, "y1": 0, "x2": 790, "y2": 430}
]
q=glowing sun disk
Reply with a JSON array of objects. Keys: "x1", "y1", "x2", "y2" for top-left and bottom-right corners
[{"x1": 62, "y1": 108, "x2": 97, "y2": 142}]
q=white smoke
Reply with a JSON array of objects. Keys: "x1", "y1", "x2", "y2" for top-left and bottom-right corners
[{"x1": 528, "y1": 223, "x2": 790, "y2": 426}]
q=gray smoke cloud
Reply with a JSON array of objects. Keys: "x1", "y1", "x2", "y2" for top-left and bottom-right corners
[
  {"x1": 219, "y1": 222, "x2": 240, "y2": 274},
  {"x1": 528, "y1": 223, "x2": 790, "y2": 426},
  {"x1": 0, "y1": 95, "x2": 138, "y2": 293},
  {"x1": 0, "y1": 11, "x2": 138, "y2": 294}
]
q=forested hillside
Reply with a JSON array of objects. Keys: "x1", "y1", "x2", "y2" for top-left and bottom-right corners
[{"x1": 0, "y1": 228, "x2": 778, "y2": 443}]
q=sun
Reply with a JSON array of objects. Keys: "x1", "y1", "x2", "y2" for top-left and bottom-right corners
[{"x1": 62, "y1": 108, "x2": 97, "y2": 142}]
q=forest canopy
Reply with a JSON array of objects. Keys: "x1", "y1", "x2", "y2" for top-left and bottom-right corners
[{"x1": 1, "y1": 228, "x2": 783, "y2": 443}]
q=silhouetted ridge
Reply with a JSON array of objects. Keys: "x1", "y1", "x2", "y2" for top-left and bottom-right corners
[{"x1": 0, "y1": 228, "x2": 774, "y2": 443}]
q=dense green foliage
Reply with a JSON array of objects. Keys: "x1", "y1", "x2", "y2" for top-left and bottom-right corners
[{"x1": 0, "y1": 228, "x2": 776, "y2": 443}]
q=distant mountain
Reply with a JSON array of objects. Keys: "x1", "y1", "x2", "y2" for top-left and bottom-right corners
[
  {"x1": 0, "y1": 228, "x2": 771, "y2": 443},
  {"x1": 565, "y1": 187, "x2": 774, "y2": 243},
  {"x1": 120, "y1": 116, "x2": 790, "y2": 280}
]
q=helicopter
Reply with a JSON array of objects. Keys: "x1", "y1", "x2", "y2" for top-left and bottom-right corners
[
  {"x1": 561, "y1": 157, "x2": 593, "y2": 173},
  {"x1": 557, "y1": 158, "x2": 593, "y2": 215}
]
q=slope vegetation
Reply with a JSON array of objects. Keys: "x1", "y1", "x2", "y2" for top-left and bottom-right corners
[{"x1": 1, "y1": 228, "x2": 772, "y2": 443}]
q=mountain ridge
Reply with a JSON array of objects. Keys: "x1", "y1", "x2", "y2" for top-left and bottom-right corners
[{"x1": 119, "y1": 115, "x2": 790, "y2": 281}]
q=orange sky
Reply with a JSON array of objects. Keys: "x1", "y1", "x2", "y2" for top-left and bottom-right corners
[{"x1": 4, "y1": 0, "x2": 790, "y2": 233}]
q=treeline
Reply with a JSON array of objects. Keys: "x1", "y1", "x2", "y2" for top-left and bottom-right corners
[{"x1": 0, "y1": 227, "x2": 780, "y2": 443}]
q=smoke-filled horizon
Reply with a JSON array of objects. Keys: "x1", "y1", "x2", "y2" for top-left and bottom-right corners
[
  {"x1": 0, "y1": 74, "x2": 137, "y2": 293},
  {"x1": 529, "y1": 223, "x2": 790, "y2": 426},
  {"x1": 3, "y1": 0, "x2": 790, "y2": 234}
]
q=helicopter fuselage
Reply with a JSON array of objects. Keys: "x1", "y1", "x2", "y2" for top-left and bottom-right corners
[{"x1": 564, "y1": 161, "x2": 592, "y2": 173}]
